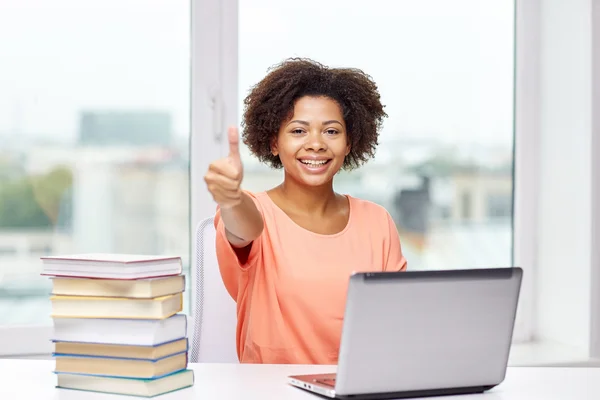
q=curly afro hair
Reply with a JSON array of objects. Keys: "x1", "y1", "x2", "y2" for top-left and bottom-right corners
[{"x1": 241, "y1": 58, "x2": 387, "y2": 170}]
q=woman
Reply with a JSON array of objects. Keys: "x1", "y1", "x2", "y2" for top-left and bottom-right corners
[{"x1": 204, "y1": 58, "x2": 407, "y2": 365}]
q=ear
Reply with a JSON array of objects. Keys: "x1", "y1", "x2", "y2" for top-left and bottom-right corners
[
  {"x1": 271, "y1": 137, "x2": 279, "y2": 156},
  {"x1": 345, "y1": 143, "x2": 351, "y2": 156}
]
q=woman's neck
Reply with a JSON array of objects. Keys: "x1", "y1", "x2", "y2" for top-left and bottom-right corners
[{"x1": 274, "y1": 175, "x2": 338, "y2": 217}]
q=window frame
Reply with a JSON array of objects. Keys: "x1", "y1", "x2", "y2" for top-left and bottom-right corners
[{"x1": 510, "y1": 0, "x2": 539, "y2": 343}]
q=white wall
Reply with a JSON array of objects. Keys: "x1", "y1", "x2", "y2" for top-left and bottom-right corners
[
  {"x1": 535, "y1": 0, "x2": 594, "y2": 352},
  {"x1": 590, "y1": 0, "x2": 600, "y2": 359}
]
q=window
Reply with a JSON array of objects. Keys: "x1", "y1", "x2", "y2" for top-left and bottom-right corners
[
  {"x1": 237, "y1": 0, "x2": 515, "y2": 271},
  {"x1": 3, "y1": 0, "x2": 594, "y2": 365},
  {"x1": 0, "y1": 0, "x2": 191, "y2": 355},
  {"x1": 461, "y1": 191, "x2": 473, "y2": 221},
  {"x1": 5, "y1": 0, "x2": 556, "y2": 358},
  {"x1": 487, "y1": 193, "x2": 512, "y2": 219}
]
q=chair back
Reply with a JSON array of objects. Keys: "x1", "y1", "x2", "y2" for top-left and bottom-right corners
[{"x1": 189, "y1": 217, "x2": 239, "y2": 363}]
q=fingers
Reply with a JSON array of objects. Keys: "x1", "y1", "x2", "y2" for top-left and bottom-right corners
[
  {"x1": 208, "y1": 159, "x2": 242, "y2": 181},
  {"x1": 228, "y1": 126, "x2": 241, "y2": 161},
  {"x1": 205, "y1": 127, "x2": 244, "y2": 208},
  {"x1": 205, "y1": 156, "x2": 244, "y2": 208},
  {"x1": 206, "y1": 188, "x2": 242, "y2": 208},
  {"x1": 204, "y1": 170, "x2": 243, "y2": 207},
  {"x1": 203, "y1": 170, "x2": 240, "y2": 191},
  {"x1": 206, "y1": 184, "x2": 242, "y2": 201}
]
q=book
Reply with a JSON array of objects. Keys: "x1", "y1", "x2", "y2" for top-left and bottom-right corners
[
  {"x1": 54, "y1": 352, "x2": 187, "y2": 379},
  {"x1": 54, "y1": 338, "x2": 188, "y2": 360},
  {"x1": 56, "y1": 369, "x2": 194, "y2": 397},
  {"x1": 50, "y1": 293, "x2": 183, "y2": 319},
  {"x1": 51, "y1": 313, "x2": 187, "y2": 346},
  {"x1": 50, "y1": 275, "x2": 185, "y2": 298},
  {"x1": 43, "y1": 253, "x2": 193, "y2": 394},
  {"x1": 41, "y1": 253, "x2": 182, "y2": 279}
]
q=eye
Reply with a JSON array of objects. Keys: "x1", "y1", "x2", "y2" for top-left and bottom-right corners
[
  {"x1": 291, "y1": 128, "x2": 305, "y2": 135},
  {"x1": 325, "y1": 129, "x2": 339, "y2": 135}
]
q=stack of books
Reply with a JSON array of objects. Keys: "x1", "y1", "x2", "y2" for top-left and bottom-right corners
[{"x1": 41, "y1": 254, "x2": 195, "y2": 397}]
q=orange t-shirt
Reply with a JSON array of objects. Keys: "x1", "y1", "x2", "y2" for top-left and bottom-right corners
[{"x1": 214, "y1": 191, "x2": 407, "y2": 364}]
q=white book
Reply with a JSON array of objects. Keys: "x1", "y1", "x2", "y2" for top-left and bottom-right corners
[
  {"x1": 52, "y1": 313, "x2": 187, "y2": 346},
  {"x1": 41, "y1": 253, "x2": 182, "y2": 279}
]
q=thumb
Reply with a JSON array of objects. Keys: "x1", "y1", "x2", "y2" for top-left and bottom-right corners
[{"x1": 228, "y1": 126, "x2": 241, "y2": 160}]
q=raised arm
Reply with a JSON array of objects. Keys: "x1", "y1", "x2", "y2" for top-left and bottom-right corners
[{"x1": 204, "y1": 126, "x2": 264, "y2": 248}]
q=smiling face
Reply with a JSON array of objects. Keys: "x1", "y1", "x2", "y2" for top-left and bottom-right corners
[{"x1": 271, "y1": 96, "x2": 350, "y2": 188}]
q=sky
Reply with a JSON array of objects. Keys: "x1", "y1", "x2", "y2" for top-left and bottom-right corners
[{"x1": 0, "y1": 0, "x2": 515, "y2": 147}]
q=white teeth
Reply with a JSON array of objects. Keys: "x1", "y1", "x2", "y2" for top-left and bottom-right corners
[{"x1": 300, "y1": 159, "x2": 328, "y2": 166}]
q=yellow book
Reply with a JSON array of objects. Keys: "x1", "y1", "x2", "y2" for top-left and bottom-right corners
[
  {"x1": 50, "y1": 293, "x2": 182, "y2": 319},
  {"x1": 50, "y1": 275, "x2": 185, "y2": 299},
  {"x1": 54, "y1": 338, "x2": 188, "y2": 360},
  {"x1": 54, "y1": 352, "x2": 187, "y2": 379}
]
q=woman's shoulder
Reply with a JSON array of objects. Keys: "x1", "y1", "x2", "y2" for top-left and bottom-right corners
[
  {"x1": 346, "y1": 194, "x2": 397, "y2": 232},
  {"x1": 347, "y1": 194, "x2": 393, "y2": 219}
]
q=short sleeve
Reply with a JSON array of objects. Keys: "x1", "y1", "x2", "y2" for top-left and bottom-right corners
[
  {"x1": 213, "y1": 191, "x2": 264, "y2": 298},
  {"x1": 383, "y1": 211, "x2": 408, "y2": 272}
]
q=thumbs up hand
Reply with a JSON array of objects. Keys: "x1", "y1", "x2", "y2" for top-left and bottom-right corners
[{"x1": 204, "y1": 126, "x2": 245, "y2": 209}]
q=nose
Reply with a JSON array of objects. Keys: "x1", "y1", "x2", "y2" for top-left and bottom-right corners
[{"x1": 304, "y1": 130, "x2": 327, "y2": 152}]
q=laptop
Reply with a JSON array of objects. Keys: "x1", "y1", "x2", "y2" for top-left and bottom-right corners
[{"x1": 288, "y1": 267, "x2": 522, "y2": 399}]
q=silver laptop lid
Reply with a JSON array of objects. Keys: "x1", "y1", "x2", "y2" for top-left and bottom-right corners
[{"x1": 335, "y1": 267, "x2": 522, "y2": 396}]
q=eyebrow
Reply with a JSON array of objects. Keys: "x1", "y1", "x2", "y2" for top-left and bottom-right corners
[{"x1": 286, "y1": 120, "x2": 343, "y2": 127}]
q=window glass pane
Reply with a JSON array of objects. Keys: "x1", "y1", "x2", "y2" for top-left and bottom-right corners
[
  {"x1": 0, "y1": 0, "x2": 190, "y2": 326},
  {"x1": 238, "y1": 0, "x2": 514, "y2": 269}
]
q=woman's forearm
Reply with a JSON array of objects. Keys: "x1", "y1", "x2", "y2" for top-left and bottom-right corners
[{"x1": 220, "y1": 191, "x2": 264, "y2": 248}]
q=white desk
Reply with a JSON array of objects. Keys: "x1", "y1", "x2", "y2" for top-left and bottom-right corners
[{"x1": 0, "y1": 360, "x2": 598, "y2": 399}]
